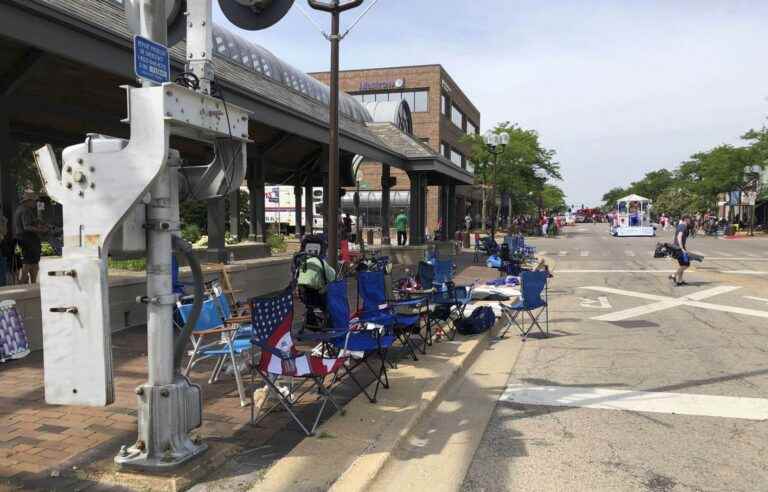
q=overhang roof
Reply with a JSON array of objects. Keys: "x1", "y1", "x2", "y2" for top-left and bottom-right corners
[{"x1": 0, "y1": 0, "x2": 472, "y2": 185}]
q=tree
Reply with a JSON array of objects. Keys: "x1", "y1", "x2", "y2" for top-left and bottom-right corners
[
  {"x1": 463, "y1": 122, "x2": 561, "y2": 229},
  {"x1": 540, "y1": 184, "x2": 567, "y2": 213},
  {"x1": 601, "y1": 187, "x2": 627, "y2": 211}
]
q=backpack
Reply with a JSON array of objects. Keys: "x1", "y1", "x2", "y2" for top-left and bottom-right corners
[{"x1": 457, "y1": 306, "x2": 495, "y2": 335}]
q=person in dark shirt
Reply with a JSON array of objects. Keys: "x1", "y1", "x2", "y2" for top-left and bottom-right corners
[{"x1": 670, "y1": 216, "x2": 691, "y2": 286}]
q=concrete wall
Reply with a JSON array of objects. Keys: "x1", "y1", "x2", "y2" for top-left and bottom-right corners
[{"x1": 0, "y1": 256, "x2": 292, "y2": 352}]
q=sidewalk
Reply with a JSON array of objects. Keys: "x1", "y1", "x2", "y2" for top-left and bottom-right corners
[{"x1": 0, "y1": 252, "x2": 497, "y2": 491}]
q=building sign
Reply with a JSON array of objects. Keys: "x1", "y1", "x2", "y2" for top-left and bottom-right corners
[
  {"x1": 133, "y1": 35, "x2": 170, "y2": 84},
  {"x1": 360, "y1": 78, "x2": 405, "y2": 91}
]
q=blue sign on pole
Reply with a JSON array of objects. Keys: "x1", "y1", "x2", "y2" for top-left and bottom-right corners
[{"x1": 133, "y1": 35, "x2": 170, "y2": 84}]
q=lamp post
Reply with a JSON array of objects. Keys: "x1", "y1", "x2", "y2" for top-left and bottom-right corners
[
  {"x1": 308, "y1": 0, "x2": 364, "y2": 269},
  {"x1": 744, "y1": 164, "x2": 762, "y2": 236},
  {"x1": 483, "y1": 130, "x2": 509, "y2": 239}
]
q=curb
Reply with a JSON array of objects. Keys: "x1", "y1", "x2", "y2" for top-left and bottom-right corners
[
  {"x1": 253, "y1": 330, "x2": 491, "y2": 492},
  {"x1": 329, "y1": 330, "x2": 491, "y2": 492}
]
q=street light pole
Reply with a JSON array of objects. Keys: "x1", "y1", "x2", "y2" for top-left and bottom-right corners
[
  {"x1": 308, "y1": 0, "x2": 363, "y2": 269},
  {"x1": 483, "y1": 130, "x2": 509, "y2": 240}
]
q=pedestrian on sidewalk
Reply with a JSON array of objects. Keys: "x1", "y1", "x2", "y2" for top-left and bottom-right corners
[
  {"x1": 539, "y1": 213, "x2": 548, "y2": 237},
  {"x1": 14, "y1": 192, "x2": 47, "y2": 284},
  {"x1": 670, "y1": 215, "x2": 691, "y2": 286},
  {"x1": 395, "y1": 209, "x2": 408, "y2": 246}
]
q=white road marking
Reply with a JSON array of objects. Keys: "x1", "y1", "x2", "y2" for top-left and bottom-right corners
[
  {"x1": 537, "y1": 251, "x2": 548, "y2": 256},
  {"x1": 721, "y1": 271, "x2": 768, "y2": 275},
  {"x1": 557, "y1": 269, "x2": 678, "y2": 274},
  {"x1": 581, "y1": 285, "x2": 768, "y2": 321},
  {"x1": 625, "y1": 250, "x2": 636, "y2": 257},
  {"x1": 713, "y1": 251, "x2": 734, "y2": 257},
  {"x1": 706, "y1": 258, "x2": 768, "y2": 261},
  {"x1": 744, "y1": 296, "x2": 768, "y2": 306},
  {"x1": 500, "y1": 385, "x2": 768, "y2": 421},
  {"x1": 745, "y1": 253, "x2": 760, "y2": 258},
  {"x1": 580, "y1": 250, "x2": 589, "y2": 257},
  {"x1": 578, "y1": 296, "x2": 612, "y2": 309},
  {"x1": 558, "y1": 251, "x2": 568, "y2": 256}
]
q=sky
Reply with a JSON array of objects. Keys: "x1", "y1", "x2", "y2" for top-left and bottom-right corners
[{"x1": 213, "y1": 0, "x2": 768, "y2": 208}]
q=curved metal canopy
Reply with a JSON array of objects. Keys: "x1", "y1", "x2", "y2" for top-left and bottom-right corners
[
  {"x1": 364, "y1": 100, "x2": 413, "y2": 135},
  {"x1": 211, "y1": 24, "x2": 372, "y2": 123}
]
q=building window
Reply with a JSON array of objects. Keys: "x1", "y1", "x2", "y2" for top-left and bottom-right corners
[
  {"x1": 413, "y1": 90, "x2": 428, "y2": 112},
  {"x1": 451, "y1": 104, "x2": 463, "y2": 130},
  {"x1": 450, "y1": 148, "x2": 463, "y2": 166},
  {"x1": 441, "y1": 142, "x2": 450, "y2": 158},
  {"x1": 467, "y1": 120, "x2": 477, "y2": 135},
  {"x1": 441, "y1": 93, "x2": 448, "y2": 115},
  {"x1": 466, "y1": 161, "x2": 475, "y2": 174},
  {"x1": 350, "y1": 89, "x2": 429, "y2": 112}
]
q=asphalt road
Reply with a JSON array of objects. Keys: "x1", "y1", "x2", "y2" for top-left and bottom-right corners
[{"x1": 461, "y1": 224, "x2": 768, "y2": 492}]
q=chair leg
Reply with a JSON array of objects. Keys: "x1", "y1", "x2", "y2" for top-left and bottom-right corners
[
  {"x1": 253, "y1": 373, "x2": 312, "y2": 436},
  {"x1": 226, "y1": 340, "x2": 248, "y2": 407}
]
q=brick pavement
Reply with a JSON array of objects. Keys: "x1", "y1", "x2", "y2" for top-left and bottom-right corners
[{"x1": 0, "y1": 252, "x2": 491, "y2": 490}]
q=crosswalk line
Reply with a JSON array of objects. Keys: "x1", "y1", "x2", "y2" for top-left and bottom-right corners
[{"x1": 500, "y1": 385, "x2": 768, "y2": 420}]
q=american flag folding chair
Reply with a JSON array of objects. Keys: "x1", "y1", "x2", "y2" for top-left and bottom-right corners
[
  {"x1": 357, "y1": 270, "x2": 428, "y2": 361},
  {"x1": 498, "y1": 270, "x2": 549, "y2": 340},
  {"x1": 249, "y1": 287, "x2": 348, "y2": 436}
]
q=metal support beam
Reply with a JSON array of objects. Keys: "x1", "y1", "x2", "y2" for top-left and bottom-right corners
[
  {"x1": 294, "y1": 176, "x2": 303, "y2": 238},
  {"x1": 446, "y1": 184, "x2": 457, "y2": 239},
  {"x1": 0, "y1": 48, "x2": 46, "y2": 96},
  {"x1": 381, "y1": 164, "x2": 391, "y2": 245},
  {"x1": 305, "y1": 174, "x2": 314, "y2": 235},
  {"x1": 0, "y1": 115, "x2": 16, "y2": 237},
  {"x1": 247, "y1": 156, "x2": 266, "y2": 242},
  {"x1": 207, "y1": 197, "x2": 227, "y2": 262},
  {"x1": 408, "y1": 173, "x2": 427, "y2": 245},
  {"x1": 228, "y1": 189, "x2": 239, "y2": 242}
]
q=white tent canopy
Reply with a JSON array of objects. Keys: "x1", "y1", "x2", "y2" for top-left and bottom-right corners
[{"x1": 617, "y1": 194, "x2": 650, "y2": 203}]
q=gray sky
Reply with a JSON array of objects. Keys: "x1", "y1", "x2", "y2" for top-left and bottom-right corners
[{"x1": 213, "y1": 0, "x2": 768, "y2": 207}]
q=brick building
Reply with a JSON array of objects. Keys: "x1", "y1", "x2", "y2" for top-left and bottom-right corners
[{"x1": 310, "y1": 64, "x2": 482, "y2": 235}]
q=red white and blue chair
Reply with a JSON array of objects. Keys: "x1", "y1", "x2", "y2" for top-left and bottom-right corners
[
  {"x1": 499, "y1": 270, "x2": 549, "y2": 340},
  {"x1": 249, "y1": 287, "x2": 348, "y2": 436}
]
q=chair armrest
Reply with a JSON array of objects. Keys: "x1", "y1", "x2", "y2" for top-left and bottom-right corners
[
  {"x1": 194, "y1": 326, "x2": 238, "y2": 335},
  {"x1": 226, "y1": 315, "x2": 251, "y2": 324}
]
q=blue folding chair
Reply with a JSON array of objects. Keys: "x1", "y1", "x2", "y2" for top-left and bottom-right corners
[
  {"x1": 178, "y1": 297, "x2": 252, "y2": 406},
  {"x1": 416, "y1": 261, "x2": 473, "y2": 341},
  {"x1": 325, "y1": 279, "x2": 396, "y2": 403},
  {"x1": 358, "y1": 270, "x2": 428, "y2": 360},
  {"x1": 499, "y1": 271, "x2": 549, "y2": 339}
]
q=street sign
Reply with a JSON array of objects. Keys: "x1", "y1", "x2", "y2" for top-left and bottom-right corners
[{"x1": 133, "y1": 35, "x2": 170, "y2": 84}]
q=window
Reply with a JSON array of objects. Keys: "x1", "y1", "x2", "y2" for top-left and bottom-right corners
[
  {"x1": 413, "y1": 90, "x2": 428, "y2": 112},
  {"x1": 349, "y1": 89, "x2": 429, "y2": 112},
  {"x1": 450, "y1": 149, "x2": 463, "y2": 166},
  {"x1": 467, "y1": 120, "x2": 477, "y2": 135},
  {"x1": 451, "y1": 104, "x2": 463, "y2": 129},
  {"x1": 441, "y1": 142, "x2": 450, "y2": 159},
  {"x1": 441, "y1": 93, "x2": 448, "y2": 115},
  {"x1": 466, "y1": 161, "x2": 475, "y2": 174}
]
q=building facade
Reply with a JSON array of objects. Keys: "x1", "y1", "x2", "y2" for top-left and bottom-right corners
[{"x1": 310, "y1": 65, "x2": 482, "y2": 235}]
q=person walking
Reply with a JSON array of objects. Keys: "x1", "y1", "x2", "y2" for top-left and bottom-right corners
[
  {"x1": 395, "y1": 209, "x2": 408, "y2": 246},
  {"x1": 539, "y1": 214, "x2": 548, "y2": 237},
  {"x1": 669, "y1": 215, "x2": 691, "y2": 286},
  {"x1": 14, "y1": 192, "x2": 47, "y2": 284},
  {"x1": 464, "y1": 213, "x2": 472, "y2": 232}
]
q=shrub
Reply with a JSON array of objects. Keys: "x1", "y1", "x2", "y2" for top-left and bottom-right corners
[
  {"x1": 266, "y1": 233, "x2": 286, "y2": 253},
  {"x1": 181, "y1": 224, "x2": 202, "y2": 244},
  {"x1": 40, "y1": 242, "x2": 56, "y2": 257}
]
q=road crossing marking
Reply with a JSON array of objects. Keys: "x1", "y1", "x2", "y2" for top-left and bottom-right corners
[
  {"x1": 578, "y1": 296, "x2": 612, "y2": 309},
  {"x1": 580, "y1": 250, "x2": 589, "y2": 257},
  {"x1": 744, "y1": 296, "x2": 768, "y2": 305},
  {"x1": 500, "y1": 385, "x2": 768, "y2": 420},
  {"x1": 581, "y1": 285, "x2": 768, "y2": 321},
  {"x1": 558, "y1": 251, "x2": 568, "y2": 256},
  {"x1": 706, "y1": 258, "x2": 768, "y2": 261},
  {"x1": 721, "y1": 271, "x2": 768, "y2": 275}
]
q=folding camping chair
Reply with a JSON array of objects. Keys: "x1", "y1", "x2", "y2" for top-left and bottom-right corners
[
  {"x1": 357, "y1": 270, "x2": 428, "y2": 361},
  {"x1": 177, "y1": 297, "x2": 252, "y2": 406},
  {"x1": 417, "y1": 261, "x2": 473, "y2": 342},
  {"x1": 498, "y1": 270, "x2": 549, "y2": 340},
  {"x1": 249, "y1": 287, "x2": 348, "y2": 436}
]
